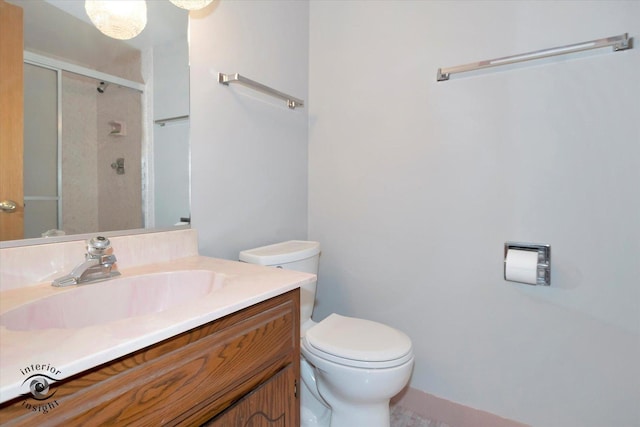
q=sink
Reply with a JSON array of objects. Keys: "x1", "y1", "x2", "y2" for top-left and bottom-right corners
[{"x1": 0, "y1": 270, "x2": 225, "y2": 331}]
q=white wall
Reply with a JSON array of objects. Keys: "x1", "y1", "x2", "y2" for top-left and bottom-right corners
[
  {"x1": 153, "y1": 37, "x2": 190, "y2": 227},
  {"x1": 189, "y1": 0, "x2": 309, "y2": 260},
  {"x1": 308, "y1": 1, "x2": 639, "y2": 427}
]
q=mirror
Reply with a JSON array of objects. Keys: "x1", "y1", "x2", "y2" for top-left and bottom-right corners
[{"x1": 3, "y1": 0, "x2": 190, "y2": 243}]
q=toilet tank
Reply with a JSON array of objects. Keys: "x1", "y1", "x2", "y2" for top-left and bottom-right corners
[{"x1": 239, "y1": 241, "x2": 320, "y2": 329}]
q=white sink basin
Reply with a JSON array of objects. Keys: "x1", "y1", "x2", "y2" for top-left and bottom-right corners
[{"x1": 0, "y1": 270, "x2": 225, "y2": 331}]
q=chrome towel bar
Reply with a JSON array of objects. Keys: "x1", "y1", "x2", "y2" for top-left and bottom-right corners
[
  {"x1": 154, "y1": 115, "x2": 189, "y2": 126},
  {"x1": 218, "y1": 72, "x2": 304, "y2": 109},
  {"x1": 437, "y1": 33, "x2": 632, "y2": 82}
]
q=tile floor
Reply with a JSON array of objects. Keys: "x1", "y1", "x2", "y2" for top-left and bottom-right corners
[{"x1": 390, "y1": 404, "x2": 451, "y2": 427}]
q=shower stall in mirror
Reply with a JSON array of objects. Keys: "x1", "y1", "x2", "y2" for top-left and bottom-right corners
[{"x1": 23, "y1": 60, "x2": 143, "y2": 238}]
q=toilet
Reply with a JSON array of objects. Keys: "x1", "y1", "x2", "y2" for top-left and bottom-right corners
[{"x1": 239, "y1": 240, "x2": 414, "y2": 427}]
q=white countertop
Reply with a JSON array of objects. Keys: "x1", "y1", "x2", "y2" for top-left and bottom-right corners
[{"x1": 0, "y1": 255, "x2": 314, "y2": 404}]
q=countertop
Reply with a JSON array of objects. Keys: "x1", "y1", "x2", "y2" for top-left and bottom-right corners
[{"x1": 0, "y1": 255, "x2": 314, "y2": 404}]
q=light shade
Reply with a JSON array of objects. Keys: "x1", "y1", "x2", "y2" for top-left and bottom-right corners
[
  {"x1": 169, "y1": 0, "x2": 213, "y2": 11},
  {"x1": 85, "y1": 0, "x2": 147, "y2": 40}
]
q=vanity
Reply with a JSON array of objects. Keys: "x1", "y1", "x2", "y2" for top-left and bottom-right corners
[{"x1": 0, "y1": 229, "x2": 313, "y2": 426}]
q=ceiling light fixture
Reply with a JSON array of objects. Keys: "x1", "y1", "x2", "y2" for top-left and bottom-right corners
[
  {"x1": 85, "y1": 0, "x2": 148, "y2": 41},
  {"x1": 85, "y1": 0, "x2": 213, "y2": 41}
]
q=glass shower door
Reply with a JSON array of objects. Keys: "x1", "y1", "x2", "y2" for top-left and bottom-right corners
[{"x1": 23, "y1": 63, "x2": 60, "y2": 238}]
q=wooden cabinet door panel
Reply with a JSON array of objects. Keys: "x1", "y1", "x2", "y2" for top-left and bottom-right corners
[{"x1": 205, "y1": 365, "x2": 297, "y2": 427}]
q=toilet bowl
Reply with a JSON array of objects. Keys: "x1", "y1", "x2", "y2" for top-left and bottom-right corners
[
  {"x1": 239, "y1": 241, "x2": 414, "y2": 427},
  {"x1": 301, "y1": 313, "x2": 414, "y2": 427}
]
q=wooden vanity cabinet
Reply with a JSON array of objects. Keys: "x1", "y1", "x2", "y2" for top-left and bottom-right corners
[{"x1": 0, "y1": 289, "x2": 300, "y2": 426}]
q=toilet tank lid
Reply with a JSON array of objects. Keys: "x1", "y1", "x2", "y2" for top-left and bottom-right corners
[{"x1": 239, "y1": 240, "x2": 320, "y2": 266}]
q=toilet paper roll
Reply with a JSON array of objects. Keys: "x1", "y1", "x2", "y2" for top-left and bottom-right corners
[{"x1": 505, "y1": 249, "x2": 539, "y2": 285}]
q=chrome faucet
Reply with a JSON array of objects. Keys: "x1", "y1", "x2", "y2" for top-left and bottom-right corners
[{"x1": 52, "y1": 236, "x2": 121, "y2": 287}]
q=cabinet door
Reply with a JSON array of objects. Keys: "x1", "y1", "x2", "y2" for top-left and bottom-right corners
[{"x1": 206, "y1": 365, "x2": 297, "y2": 427}]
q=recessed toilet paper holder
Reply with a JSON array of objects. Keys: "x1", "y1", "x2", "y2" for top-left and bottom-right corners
[{"x1": 504, "y1": 242, "x2": 551, "y2": 286}]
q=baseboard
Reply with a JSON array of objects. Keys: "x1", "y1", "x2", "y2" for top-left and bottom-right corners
[{"x1": 391, "y1": 387, "x2": 529, "y2": 427}]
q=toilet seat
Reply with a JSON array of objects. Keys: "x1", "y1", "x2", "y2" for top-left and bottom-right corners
[{"x1": 302, "y1": 313, "x2": 413, "y2": 369}]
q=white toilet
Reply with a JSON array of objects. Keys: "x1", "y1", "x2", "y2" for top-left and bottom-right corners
[{"x1": 239, "y1": 240, "x2": 414, "y2": 427}]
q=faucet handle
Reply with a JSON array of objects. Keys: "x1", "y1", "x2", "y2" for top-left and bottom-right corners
[
  {"x1": 100, "y1": 254, "x2": 117, "y2": 268},
  {"x1": 87, "y1": 236, "x2": 112, "y2": 256}
]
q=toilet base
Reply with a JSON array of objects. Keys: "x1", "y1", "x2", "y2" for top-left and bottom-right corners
[
  {"x1": 300, "y1": 358, "x2": 331, "y2": 427},
  {"x1": 328, "y1": 402, "x2": 391, "y2": 427},
  {"x1": 301, "y1": 387, "x2": 391, "y2": 427},
  {"x1": 300, "y1": 354, "x2": 405, "y2": 427},
  {"x1": 301, "y1": 404, "x2": 331, "y2": 427}
]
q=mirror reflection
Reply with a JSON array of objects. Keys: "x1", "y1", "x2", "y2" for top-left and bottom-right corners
[
  {"x1": 24, "y1": 66, "x2": 144, "y2": 237},
  {"x1": 6, "y1": 0, "x2": 190, "y2": 241}
]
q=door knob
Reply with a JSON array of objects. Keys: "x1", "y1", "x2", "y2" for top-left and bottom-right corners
[{"x1": 0, "y1": 200, "x2": 17, "y2": 213}]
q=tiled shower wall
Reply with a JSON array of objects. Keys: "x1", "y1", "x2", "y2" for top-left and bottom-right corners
[
  {"x1": 96, "y1": 82, "x2": 143, "y2": 232},
  {"x1": 62, "y1": 73, "x2": 99, "y2": 234},
  {"x1": 60, "y1": 73, "x2": 142, "y2": 235}
]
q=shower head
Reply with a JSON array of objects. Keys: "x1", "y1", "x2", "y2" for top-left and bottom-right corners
[{"x1": 97, "y1": 81, "x2": 109, "y2": 93}]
